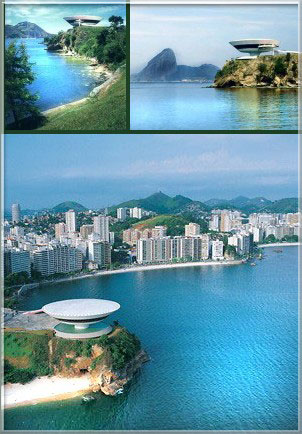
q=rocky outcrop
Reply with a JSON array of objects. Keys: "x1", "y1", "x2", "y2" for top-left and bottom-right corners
[
  {"x1": 91, "y1": 350, "x2": 149, "y2": 396},
  {"x1": 132, "y1": 48, "x2": 219, "y2": 82},
  {"x1": 214, "y1": 54, "x2": 299, "y2": 88}
]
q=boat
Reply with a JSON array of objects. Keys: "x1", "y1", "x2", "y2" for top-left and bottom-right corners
[
  {"x1": 82, "y1": 394, "x2": 96, "y2": 403},
  {"x1": 273, "y1": 249, "x2": 283, "y2": 253},
  {"x1": 250, "y1": 262, "x2": 256, "y2": 266}
]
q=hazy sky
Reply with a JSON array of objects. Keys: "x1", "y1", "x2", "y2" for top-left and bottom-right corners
[
  {"x1": 5, "y1": 134, "x2": 298, "y2": 210},
  {"x1": 130, "y1": 4, "x2": 298, "y2": 72},
  {"x1": 5, "y1": 4, "x2": 126, "y2": 34}
]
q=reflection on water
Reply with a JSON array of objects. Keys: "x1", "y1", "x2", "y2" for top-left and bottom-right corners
[
  {"x1": 6, "y1": 38, "x2": 99, "y2": 111},
  {"x1": 130, "y1": 82, "x2": 298, "y2": 130}
]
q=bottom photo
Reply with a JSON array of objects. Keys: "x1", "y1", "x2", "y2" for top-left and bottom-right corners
[{"x1": 3, "y1": 134, "x2": 299, "y2": 431}]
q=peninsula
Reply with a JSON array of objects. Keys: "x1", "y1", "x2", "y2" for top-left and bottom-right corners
[
  {"x1": 214, "y1": 53, "x2": 298, "y2": 88},
  {"x1": 4, "y1": 307, "x2": 148, "y2": 408}
]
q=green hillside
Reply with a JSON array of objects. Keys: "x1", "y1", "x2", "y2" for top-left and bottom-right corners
[
  {"x1": 260, "y1": 198, "x2": 298, "y2": 213},
  {"x1": 110, "y1": 192, "x2": 209, "y2": 215},
  {"x1": 52, "y1": 201, "x2": 87, "y2": 213},
  {"x1": 133, "y1": 214, "x2": 208, "y2": 236}
]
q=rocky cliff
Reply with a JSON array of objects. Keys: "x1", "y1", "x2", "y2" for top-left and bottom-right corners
[
  {"x1": 132, "y1": 48, "x2": 219, "y2": 82},
  {"x1": 4, "y1": 322, "x2": 148, "y2": 396},
  {"x1": 214, "y1": 54, "x2": 298, "y2": 88}
]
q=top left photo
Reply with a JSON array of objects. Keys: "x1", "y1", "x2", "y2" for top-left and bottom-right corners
[{"x1": 4, "y1": 3, "x2": 127, "y2": 132}]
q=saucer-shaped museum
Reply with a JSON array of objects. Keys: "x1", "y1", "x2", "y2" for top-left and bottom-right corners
[
  {"x1": 64, "y1": 15, "x2": 102, "y2": 27},
  {"x1": 42, "y1": 298, "x2": 120, "y2": 339},
  {"x1": 229, "y1": 39, "x2": 279, "y2": 58}
]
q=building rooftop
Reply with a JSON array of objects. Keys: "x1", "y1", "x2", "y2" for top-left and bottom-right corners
[{"x1": 42, "y1": 298, "x2": 120, "y2": 320}]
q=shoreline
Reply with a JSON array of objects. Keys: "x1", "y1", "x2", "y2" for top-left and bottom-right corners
[
  {"x1": 257, "y1": 242, "x2": 300, "y2": 248},
  {"x1": 39, "y1": 259, "x2": 243, "y2": 287},
  {"x1": 4, "y1": 375, "x2": 92, "y2": 409},
  {"x1": 42, "y1": 50, "x2": 114, "y2": 116}
]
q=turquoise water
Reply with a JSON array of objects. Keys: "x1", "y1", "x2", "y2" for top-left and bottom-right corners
[
  {"x1": 130, "y1": 82, "x2": 298, "y2": 130},
  {"x1": 7, "y1": 39, "x2": 98, "y2": 111},
  {"x1": 5, "y1": 247, "x2": 298, "y2": 430}
]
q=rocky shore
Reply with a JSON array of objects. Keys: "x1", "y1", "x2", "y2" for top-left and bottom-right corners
[{"x1": 214, "y1": 54, "x2": 299, "y2": 88}]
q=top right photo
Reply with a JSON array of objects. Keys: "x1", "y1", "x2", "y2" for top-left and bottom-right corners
[{"x1": 130, "y1": 3, "x2": 298, "y2": 131}]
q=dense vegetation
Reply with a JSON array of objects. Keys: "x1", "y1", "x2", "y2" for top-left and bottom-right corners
[
  {"x1": 133, "y1": 214, "x2": 208, "y2": 236},
  {"x1": 5, "y1": 42, "x2": 44, "y2": 129},
  {"x1": 4, "y1": 326, "x2": 141, "y2": 384},
  {"x1": 44, "y1": 16, "x2": 126, "y2": 70}
]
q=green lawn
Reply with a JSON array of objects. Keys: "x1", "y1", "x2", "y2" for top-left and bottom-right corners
[{"x1": 37, "y1": 70, "x2": 126, "y2": 131}]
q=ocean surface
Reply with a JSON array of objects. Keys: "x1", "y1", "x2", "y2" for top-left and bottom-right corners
[
  {"x1": 6, "y1": 39, "x2": 98, "y2": 111},
  {"x1": 5, "y1": 247, "x2": 298, "y2": 430},
  {"x1": 130, "y1": 82, "x2": 298, "y2": 130}
]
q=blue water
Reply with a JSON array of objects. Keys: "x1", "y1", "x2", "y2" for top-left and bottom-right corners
[
  {"x1": 130, "y1": 82, "x2": 298, "y2": 130},
  {"x1": 5, "y1": 247, "x2": 298, "y2": 430},
  {"x1": 7, "y1": 39, "x2": 98, "y2": 111}
]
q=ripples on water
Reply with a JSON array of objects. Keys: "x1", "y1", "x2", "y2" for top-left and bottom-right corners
[
  {"x1": 130, "y1": 82, "x2": 298, "y2": 130},
  {"x1": 5, "y1": 247, "x2": 298, "y2": 430}
]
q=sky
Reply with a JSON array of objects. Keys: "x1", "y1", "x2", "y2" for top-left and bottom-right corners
[
  {"x1": 4, "y1": 134, "x2": 298, "y2": 210},
  {"x1": 5, "y1": 3, "x2": 126, "y2": 34},
  {"x1": 130, "y1": 4, "x2": 298, "y2": 72}
]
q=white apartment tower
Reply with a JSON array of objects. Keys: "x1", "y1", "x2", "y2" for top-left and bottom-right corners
[
  {"x1": 93, "y1": 215, "x2": 110, "y2": 242},
  {"x1": 117, "y1": 207, "x2": 127, "y2": 221},
  {"x1": 55, "y1": 222, "x2": 66, "y2": 239},
  {"x1": 12, "y1": 203, "x2": 21, "y2": 224},
  {"x1": 211, "y1": 240, "x2": 224, "y2": 260},
  {"x1": 65, "y1": 209, "x2": 77, "y2": 233}
]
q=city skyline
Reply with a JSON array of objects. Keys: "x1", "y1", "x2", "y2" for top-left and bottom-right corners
[
  {"x1": 131, "y1": 4, "x2": 298, "y2": 71},
  {"x1": 5, "y1": 134, "x2": 298, "y2": 210}
]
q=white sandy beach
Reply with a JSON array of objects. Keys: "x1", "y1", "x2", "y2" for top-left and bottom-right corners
[
  {"x1": 4, "y1": 375, "x2": 92, "y2": 409},
  {"x1": 42, "y1": 259, "x2": 243, "y2": 287},
  {"x1": 258, "y1": 242, "x2": 300, "y2": 248}
]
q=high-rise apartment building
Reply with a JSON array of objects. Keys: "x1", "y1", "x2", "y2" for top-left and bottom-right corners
[
  {"x1": 93, "y1": 215, "x2": 110, "y2": 242},
  {"x1": 33, "y1": 245, "x2": 83, "y2": 276},
  {"x1": 65, "y1": 210, "x2": 76, "y2": 233},
  {"x1": 55, "y1": 222, "x2": 66, "y2": 239},
  {"x1": 211, "y1": 240, "x2": 224, "y2": 260},
  {"x1": 151, "y1": 226, "x2": 167, "y2": 238},
  {"x1": 80, "y1": 224, "x2": 94, "y2": 239},
  {"x1": 117, "y1": 207, "x2": 128, "y2": 221},
  {"x1": 185, "y1": 222, "x2": 200, "y2": 237},
  {"x1": 12, "y1": 203, "x2": 21, "y2": 224},
  {"x1": 88, "y1": 241, "x2": 111, "y2": 268},
  {"x1": 4, "y1": 248, "x2": 31, "y2": 276}
]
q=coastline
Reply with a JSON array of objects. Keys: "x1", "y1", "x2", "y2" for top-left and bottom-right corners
[
  {"x1": 4, "y1": 375, "x2": 92, "y2": 409},
  {"x1": 39, "y1": 259, "x2": 243, "y2": 287},
  {"x1": 257, "y1": 242, "x2": 300, "y2": 248}
]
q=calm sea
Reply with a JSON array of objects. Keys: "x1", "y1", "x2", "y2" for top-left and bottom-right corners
[
  {"x1": 130, "y1": 82, "x2": 298, "y2": 130},
  {"x1": 6, "y1": 39, "x2": 98, "y2": 111},
  {"x1": 5, "y1": 246, "x2": 298, "y2": 430}
]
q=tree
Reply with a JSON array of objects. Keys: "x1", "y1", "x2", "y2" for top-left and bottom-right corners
[
  {"x1": 108, "y1": 16, "x2": 124, "y2": 29},
  {"x1": 274, "y1": 57, "x2": 287, "y2": 77},
  {"x1": 5, "y1": 42, "x2": 41, "y2": 128}
]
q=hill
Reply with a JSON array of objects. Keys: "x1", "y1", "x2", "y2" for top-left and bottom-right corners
[
  {"x1": 133, "y1": 214, "x2": 207, "y2": 236},
  {"x1": 214, "y1": 53, "x2": 298, "y2": 88},
  {"x1": 132, "y1": 48, "x2": 219, "y2": 82},
  {"x1": 52, "y1": 201, "x2": 87, "y2": 213},
  {"x1": 5, "y1": 21, "x2": 52, "y2": 38},
  {"x1": 205, "y1": 196, "x2": 298, "y2": 214},
  {"x1": 111, "y1": 192, "x2": 209, "y2": 216}
]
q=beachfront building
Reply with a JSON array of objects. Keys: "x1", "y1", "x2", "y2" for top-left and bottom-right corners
[
  {"x1": 88, "y1": 241, "x2": 111, "y2": 268},
  {"x1": 33, "y1": 245, "x2": 83, "y2": 276},
  {"x1": 4, "y1": 248, "x2": 31, "y2": 276},
  {"x1": 42, "y1": 298, "x2": 120, "y2": 339},
  {"x1": 211, "y1": 240, "x2": 224, "y2": 260},
  {"x1": 12, "y1": 203, "x2": 21, "y2": 224},
  {"x1": 64, "y1": 15, "x2": 102, "y2": 27}
]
